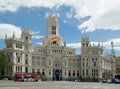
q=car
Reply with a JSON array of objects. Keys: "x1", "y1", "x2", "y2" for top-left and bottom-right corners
[
  {"x1": 106, "y1": 79, "x2": 112, "y2": 83},
  {"x1": 102, "y1": 79, "x2": 107, "y2": 83},
  {"x1": 113, "y1": 78, "x2": 120, "y2": 84},
  {"x1": 75, "y1": 79, "x2": 80, "y2": 82}
]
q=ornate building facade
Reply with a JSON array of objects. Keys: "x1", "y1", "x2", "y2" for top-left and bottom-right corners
[
  {"x1": 4, "y1": 30, "x2": 32, "y2": 78},
  {"x1": 116, "y1": 57, "x2": 120, "y2": 76},
  {"x1": 3, "y1": 14, "x2": 116, "y2": 81}
]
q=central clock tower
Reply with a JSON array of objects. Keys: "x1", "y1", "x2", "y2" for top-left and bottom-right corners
[{"x1": 43, "y1": 14, "x2": 63, "y2": 46}]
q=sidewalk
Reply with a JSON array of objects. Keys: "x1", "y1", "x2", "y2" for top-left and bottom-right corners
[{"x1": 0, "y1": 80, "x2": 14, "y2": 83}]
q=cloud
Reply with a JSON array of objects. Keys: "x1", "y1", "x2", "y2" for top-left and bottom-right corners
[
  {"x1": 1, "y1": 0, "x2": 120, "y2": 32},
  {"x1": 66, "y1": 38, "x2": 120, "y2": 52},
  {"x1": 45, "y1": 12, "x2": 60, "y2": 18},
  {"x1": 103, "y1": 38, "x2": 120, "y2": 51},
  {"x1": 0, "y1": 23, "x2": 21, "y2": 39},
  {"x1": 32, "y1": 31, "x2": 40, "y2": 35},
  {"x1": 0, "y1": 0, "x2": 18, "y2": 12},
  {"x1": 89, "y1": 38, "x2": 120, "y2": 51},
  {"x1": 96, "y1": 9, "x2": 120, "y2": 30},
  {"x1": 63, "y1": 20, "x2": 67, "y2": 23},
  {"x1": 32, "y1": 31, "x2": 44, "y2": 39},
  {"x1": 75, "y1": 0, "x2": 120, "y2": 32},
  {"x1": 66, "y1": 12, "x2": 73, "y2": 19},
  {"x1": 37, "y1": 42, "x2": 43, "y2": 45},
  {"x1": 32, "y1": 35, "x2": 44, "y2": 39},
  {"x1": 67, "y1": 42, "x2": 81, "y2": 48}
]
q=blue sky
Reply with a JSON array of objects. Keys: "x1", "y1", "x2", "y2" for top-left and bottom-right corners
[{"x1": 0, "y1": 0, "x2": 120, "y2": 56}]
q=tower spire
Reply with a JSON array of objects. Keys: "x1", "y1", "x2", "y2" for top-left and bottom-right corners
[
  {"x1": 5, "y1": 33, "x2": 7, "y2": 39},
  {"x1": 111, "y1": 41, "x2": 115, "y2": 55},
  {"x1": 13, "y1": 31, "x2": 15, "y2": 38}
]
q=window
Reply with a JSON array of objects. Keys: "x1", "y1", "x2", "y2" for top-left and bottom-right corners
[
  {"x1": 16, "y1": 44, "x2": 22, "y2": 49},
  {"x1": 92, "y1": 50, "x2": 98, "y2": 55},
  {"x1": 77, "y1": 70, "x2": 79, "y2": 77},
  {"x1": 83, "y1": 69, "x2": 84, "y2": 76},
  {"x1": 52, "y1": 26, "x2": 56, "y2": 30},
  {"x1": 37, "y1": 69, "x2": 40, "y2": 73},
  {"x1": 25, "y1": 67, "x2": 28, "y2": 73},
  {"x1": 64, "y1": 70, "x2": 66, "y2": 76},
  {"x1": 25, "y1": 36, "x2": 28, "y2": 42},
  {"x1": 37, "y1": 59, "x2": 40, "y2": 66},
  {"x1": 86, "y1": 43, "x2": 88, "y2": 47},
  {"x1": 49, "y1": 70, "x2": 51, "y2": 75},
  {"x1": 86, "y1": 69, "x2": 88, "y2": 75},
  {"x1": 83, "y1": 62, "x2": 84, "y2": 67},
  {"x1": 86, "y1": 62, "x2": 88, "y2": 67},
  {"x1": 69, "y1": 70, "x2": 71, "y2": 77},
  {"x1": 16, "y1": 66, "x2": 17, "y2": 72},
  {"x1": 53, "y1": 41, "x2": 57, "y2": 44},
  {"x1": 94, "y1": 62, "x2": 96, "y2": 67},
  {"x1": 25, "y1": 54, "x2": 28, "y2": 64},
  {"x1": 17, "y1": 57, "x2": 20, "y2": 63},
  {"x1": 73, "y1": 70, "x2": 75, "y2": 76},
  {"x1": 83, "y1": 58, "x2": 85, "y2": 61},
  {"x1": 32, "y1": 59, "x2": 35, "y2": 66},
  {"x1": 51, "y1": 26, "x2": 56, "y2": 35},
  {"x1": 7, "y1": 43, "x2": 12, "y2": 48},
  {"x1": 82, "y1": 43, "x2": 84, "y2": 47},
  {"x1": 32, "y1": 69, "x2": 35, "y2": 73},
  {"x1": 52, "y1": 31, "x2": 56, "y2": 35},
  {"x1": 21, "y1": 67, "x2": 22, "y2": 72},
  {"x1": 42, "y1": 58, "x2": 45, "y2": 66},
  {"x1": 25, "y1": 59, "x2": 28, "y2": 64}
]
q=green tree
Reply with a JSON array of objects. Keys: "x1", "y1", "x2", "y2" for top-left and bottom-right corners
[
  {"x1": 85, "y1": 75, "x2": 90, "y2": 81},
  {"x1": 0, "y1": 50, "x2": 8, "y2": 77},
  {"x1": 79, "y1": 75, "x2": 82, "y2": 81}
]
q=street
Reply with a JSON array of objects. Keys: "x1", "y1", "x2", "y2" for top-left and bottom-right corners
[{"x1": 0, "y1": 81, "x2": 120, "y2": 89}]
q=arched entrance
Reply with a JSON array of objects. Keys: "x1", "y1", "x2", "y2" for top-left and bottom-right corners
[{"x1": 53, "y1": 62, "x2": 62, "y2": 81}]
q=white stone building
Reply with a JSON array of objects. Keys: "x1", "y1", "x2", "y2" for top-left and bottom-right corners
[
  {"x1": 4, "y1": 30, "x2": 32, "y2": 78},
  {"x1": 3, "y1": 14, "x2": 115, "y2": 81}
]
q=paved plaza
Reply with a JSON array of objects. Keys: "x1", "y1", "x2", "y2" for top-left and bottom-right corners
[{"x1": 0, "y1": 81, "x2": 120, "y2": 89}]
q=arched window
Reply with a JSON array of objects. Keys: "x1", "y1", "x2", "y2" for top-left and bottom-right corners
[
  {"x1": 69, "y1": 70, "x2": 71, "y2": 77},
  {"x1": 94, "y1": 62, "x2": 96, "y2": 67},
  {"x1": 86, "y1": 69, "x2": 88, "y2": 75},
  {"x1": 83, "y1": 69, "x2": 84, "y2": 76},
  {"x1": 82, "y1": 43, "x2": 84, "y2": 47},
  {"x1": 73, "y1": 70, "x2": 75, "y2": 76},
  {"x1": 17, "y1": 57, "x2": 20, "y2": 63},
  {"x1": 86, "y1": 43, "x2": 88, "y2": 47}
]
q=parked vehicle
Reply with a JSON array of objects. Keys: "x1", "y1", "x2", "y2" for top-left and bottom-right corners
[
  {"x1": 15, "y1": 73, "x2": 40, "y2": 82},
  {"x1": 113, "y1": 78, "x2": 120, "y2": 84},
  {"x1": 102, "y1": 79, "x2": 107, "y2": 83},
  {"x1": 106, "y1": 79, "x2": 112, "y2": 83}
]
